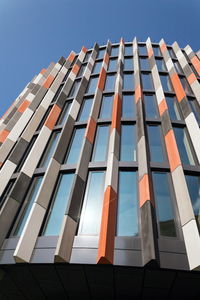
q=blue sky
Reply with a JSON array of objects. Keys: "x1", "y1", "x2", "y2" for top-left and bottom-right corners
[{"x1": 0, "y1": 0, "x2": 199, "y2": 117}]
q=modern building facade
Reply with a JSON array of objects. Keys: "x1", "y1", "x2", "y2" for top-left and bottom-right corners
[{"x1": 0, "y1": 38, "x2": 200, "y2": 298}]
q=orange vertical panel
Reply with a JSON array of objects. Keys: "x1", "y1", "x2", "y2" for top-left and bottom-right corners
[
  {"x1": 97, "y1": 186, "x2": 117, "y2": 264},
  {"x1": 191, "y1": 56, "x2": 200, "y2": 76},
  {"x1": 111, "y1": 93, "x2": 122, "y2": 134},
  {"x1": 135, "y1": 85, "x2": 142, "y2": 103},
  {"x1": 85, "y1": 117, "x2": 97, "y2": 144},
  {"x1": 18, "y1": 100, "x2": 30, "y2": 113},
  {"x1": 72, "y1": 64, "x2": 80, "y2": 75},
  {"x1": 165, "y1": 129, "x2": 181, "y2": 172},
  {"x1": 0, "y1": 129, "x2": 10, "y2": 143},
  {"x1": 170, "y1": 73, "x2": 186, "y2": 102},
  {"x1": 44, "y1": 104, "x2": 61, "y2": 130},
  {"x1": 158, "y1": 99, "x2": 167, "y2": 116},
  {"x1": 98, "y1": 68, "x2": 106, "y2": 92},
  {"x1": 43, "y1": 74, "x2": 54, "y2": 89},
  {"x1": 139, "y1": 174, "x2": 152, "y2": 207},
  {"x1": 187, "y1": 73, "x2": 196, "y2": 85}
]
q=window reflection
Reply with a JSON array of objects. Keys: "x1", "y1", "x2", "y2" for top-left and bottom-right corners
[
  {"x1": 104, "y1": 74, "x2": 116, "y2": 91},
  {"x1": 78, "y1": 171, "x2": 105, "y2": 235},
  {"x1": 165, "y1": 96, "x2": 181, "y2": 121},
  {"x1": 92, "y1": 125, "x2": 109, "y2": 162},
  {"x1": 160, "y1": 74, "x2": 172, "y2": 91},
  {"x1": 43, "y1": 173, "x2": 74, "y2": 236},
  {"x1": 38, "y1": 131, "x2": 60, "y2": 168},
  {"x1": 122, "y1": 94, "x2": 135, "y2": 118},
  {"x1": 124, "y1": 46, "x2": 133, "y2": 56},
  {"x1": 148, "y1": 125, "x2": 165, "y2": 162},
  {"x1": 111, "y1": 46, "x2": 119, "y2": 57},
  {"x1": 92, "y1": 61, "x2": 102, "y2": 74},
  {"x1": 87, "y1": 77, "x2": 98, "y2": 94},
  {"x1": 120, "y1": 125, "x2": 136, "y2": 161},
  {"x1": 152, "y1": 172, "x2": 176, "y2": 237},
  {"x1": 108, "y1": 59, "x2": 117, "y2": 72},
  {"x1": 64, "y1": 127, "x2": 85, "y2": 164},
  {"x1": 174, "y1": 127, "x2": 196, "y2": 165},
  {"x1": 140, "y1": 58, "x2": 149, "y2": 70},
  {"x1": 185, "y1": 175, "x2": 200, "y2": 232},
  {"x1": 124, "y1": 58, "x2": 133, "y2": 70},
  {"x1": 117, "y1": 171, "x2": 138, "y2": 236},
  {"x1": 13, "y1": 176, "x2": 43, "y2": 236},
  {"x1": 78, "y1": 97, "x2": 93, "y2": 122},
  {"x1": 156, "y1": 58, "x2": 166, "y2": 71},
  {"x1": 56, "y1": 101, "x2": 72, "y2": 126},
  {"x1": 123, "y1": 73, "x2": 134, "y2": 90},
  {"x1": 99, "y1": 95, "x2": 113, "y2": 119},
  {"x1": 69, "y1": 79, "x2": 81, "y2": 97},
  {"x1": 144, "y1": 94, "x2": 158, "y2": 119},
  {"x1": 142, "y1": 73, "x2": 154, "y2": 90}
]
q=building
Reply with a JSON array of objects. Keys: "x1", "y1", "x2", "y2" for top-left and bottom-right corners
[{"x1": 0, "y1": 38, "x2": 200, "y2": 299}]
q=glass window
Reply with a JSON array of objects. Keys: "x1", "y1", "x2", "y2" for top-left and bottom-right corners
[
  {"x1": 138, "y1": 45, "x2": 147, "y2": 55},
  {"x1": 174, "y1": 127, "x2": 196, "y2": 165},
  {"x1": 142, "y1": 73, "x2": 154, "y2": 90},
  {"x1": 78, "y1": 171, "x2": 105, "y2": 235},
  {"x1": 64, "y1": 127, "x2": 85, "y2": 164},
  {"x1": 168, "y1": 47, "x2": 176, "y2": 59},
  {"x1": 92, "y1": 125, "x2": 109, "y2": 162},
  {"x1": 152, "y1": 172, "x2": 176, "y2": 237},
  {"x1": 144, "y1": 94, "x2": 158, "y2": 119},
  {"x1": 99, "y1": 95, "x2": 113, "y2": 119},
  {"x1": 148, "y1": 125, "x2": 165, "y2": 162},
  {"x1": 56, "y1": 101, "x2": 72, "y2": 126},
  {"x1": 124, "y1": 58, "x2": 133, "y2": 70},
  {"x1": 97, "y1": 48, "x2": 105, "y2": 59},
  {"x1": 38, "y1": 131, "x2": 60, "y2": 168},
  {"x1": 120, "y1": 125, "x2": 136, "y2": 161},
  {"x1": 92, "y1": 61, "x2": 102, "y2": 74},
  {"x1": 0, "y1": 180, "x2": 15, "y2": 208},
  {"x1": 43, "y1": 173, "x2": 74, "y2": 236},
  {"x1": 111, "y1": 46, "x2": 119, "y2": 57},
  {"x1": 78, "y1": 97, "x2": 93, "y2": 122},
  {"x1": 37, "y1": 106, "x2": 52, "y2": 131},
  {"x1": 108, "y1": 59, "x2": 117, "y2": 72},
  {"x1": 78, "y1": 64, "x2": 86, "y2": 77},
  {"x1": 83, "y1": 51, "x2": 91, "y2": 62},
  {"x1": 160, "y1": 74, "x2": 172, "y2": 91},
  {"x1": 124, "y1": 45, "x2": 133, "y2": 56},
  {"x1": 185, "y1": 175, "x2": 200, "y2": 232},
  {"x1": 104, "y1": 74, "x2": 116, "y2": 91},
  {"x1": 13, "y1": 176, "x2": 43, "y2": 236},
  {"x1": 117, "y1": 171, "x2": 138, "y2": 236},
  {"x1": 165, "y1": 96, "x2": 182, "y2": 121},
  {"x1": 180, "y1": 77, "x2": 193, "y2": 95},
  {"x1": 69, "y1": 79, "x2": 81, "y2": 98},
  {"x1": 87, "y1": 77, "x2": 98, "y2": 94},
  {"x1": 173, "y1": 61, "x2": 182, "y2": 74},
  {"x1": 156, "y1": 58, "x2": 166, "y2": 71},
  {"x1": 122, "y1": 94, "x2": 135, "y2": 118},
  {"x1": 123, "y1": 73, "x2": 134, "y2": 90},
  {"x1": 140, "y1": 58, "x2": 149, "y2": 70},
  {"x1": 153, "y1": 46, "x2": 161, "y2": 56},
  {"x1": 188, "y1": 97, "x2": 200, "y2": 123},
  {"x1": 15, "y1": 135, "x2": 38, "y2": 172}
]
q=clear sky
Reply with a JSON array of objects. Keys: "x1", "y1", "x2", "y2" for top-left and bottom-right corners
[{"x1": 0, "y1": 0, "x2": 199, "y2": 117}]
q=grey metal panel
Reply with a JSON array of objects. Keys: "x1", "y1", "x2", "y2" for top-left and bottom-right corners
[
  {"x1": 0, "y1": 250, "x2": 16, "y2": 265},
  {"x1": 76, "y1": 138, "x2": 92, "y2": 181},
  {"x1": 3, "y1": 107, "x2": 17, "y2": 125},
  {"x1": 56, "y1": 90, "x2": 67, "y2": 108},
  {"x1": 30, "y1": 248, "x2": 55, "y2": 264},
  {"x1": 6, "y1": 111, "x2": 22, "y2": 131},
  {"x1": 58, "y1": 56, "x2": 66, "y2": 65},
  {"x1": 70, "y1": 248, "x2": 98, "y2": 264},
  {"x1": 31, "y1": 84, "x2": 41, "y2": 95},
  {"x1": 10, "y1": 172, "x2": 31, "y2": 203},
  {"x1": 62, "y1": 77, "x2": 73, "y2": 95},
  {"x1": 179, "y1": 97, "x2": 191, "y2": 119},
  {"x1": 158, "y1": 238, "x2": 186, "y2": 253},
  {"x1": 53, "y1": 114, "x2": 74, "y2": 164},
  {"x1": 9, "y1": 138, "x2": 29, "y2": 165},
  {"x1": 35, "y1": 236, "x2": 58, "y2": 248},
  {"x1": 160, "y1": 252, "x2": 189, "y2": 270},
  {"x1": 73, "y1": 235, "x2": 99, "y2": 248},
  {"x1": 28, "y1": 87, "x2": 47, "y2": 111},
  {"x1": 1, "y1": 237, "x2": 19, "y2": 250},
  {"x1": 114, "y1": 249, "x2": 143, "y2": 266},
  {"x1": 161, "y1": 109, "x2": 172, "y2": 136},
  {"x1": 114, "y1": 236, "x2": 141, "y2": 250},
  {"x1": 140, "y1": 201, "x2": 156, "y2": 265},
  {"x1": 66, "y1": 174, "x2": 85, "y2": 221},
  {"x1": 136, "y1": 101, "x2": 144, "y2": 140}
]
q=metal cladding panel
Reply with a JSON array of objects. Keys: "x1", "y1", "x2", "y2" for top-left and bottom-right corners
[{"x1": 0, "y1": 38, "x2": 199, "y2": 274}]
